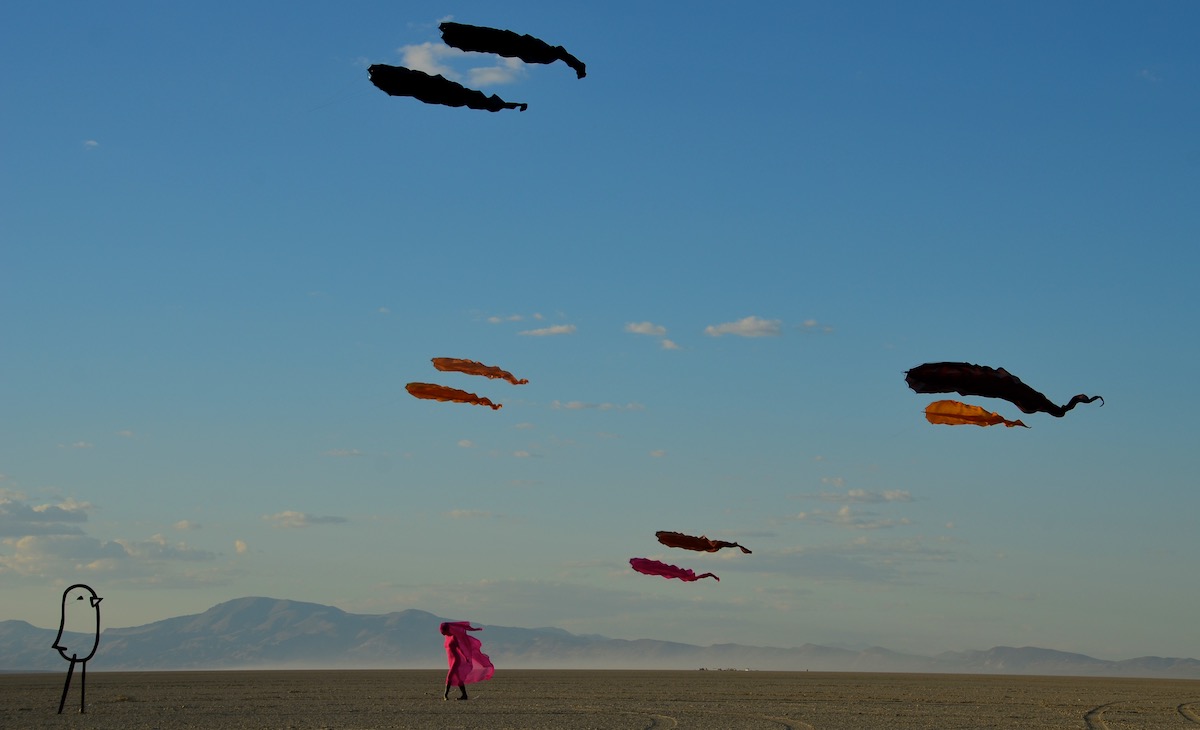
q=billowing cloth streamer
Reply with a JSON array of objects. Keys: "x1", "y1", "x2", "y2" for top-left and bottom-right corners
[
  {"x1": 406, "y1": 382, "x2": 501, "y2": 410},
  {"x1": 924, "y1": 400, "x2": 1029, "y2": 428},
  {"x1": 656, "y1": 530, "x2": 751, "y2": 554},
  {"x1": 905, "y1": 361, "x2": 1103, "y2": 417},
  {"x1": 630, "y1": 557, "x2": 719, "y2": 582},
  {"x1": 441, "y1": 621, "x2": 494, "y2": 685},
  {"x1": 440, "y1": 22, "x2": 587, "y2": 79},
  {"x1": 432, "y1": 357, "x2": 528, "y2": 385},
  {"x1": 368, "y1": 64, "x2": 528, "y2": 112}
]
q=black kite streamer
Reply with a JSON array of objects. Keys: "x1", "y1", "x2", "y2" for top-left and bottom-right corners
[
  {"x1": 368, "y1": 64, "x2": 528, "y2": 112},
  {"x1": 656, "y1": 530, "x2": 752, "y2": 554},
  {"x1": 440, "y1": 22, "x2": 587, "y2": 79},
  {"x1": 905, "y1": 362, "x2": 1103, "y2": 417},
  {"x1": 630, "y1": 557, "x2": 719, "y2": 582}
]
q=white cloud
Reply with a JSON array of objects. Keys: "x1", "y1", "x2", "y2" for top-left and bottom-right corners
[
  {"x1": 173, "y1": 520, "x2": 201, "y2": 531},
  {"x1": 803, "y1": 489, "x2": 912, "y2": 504},
  {"x1": 704, "y1": 316, "x2": 781, "y2": 338},
  {"x1": 487, "y1": 314, "x2": 524, "y2": 323},
  {"x1": 468, "y1": 57, "x2": 526, "y2": 86},
  {"x1": 234, "y1": 539, "x2": 248, "y2": 554},
  {"x1": 513, "y1": 450, "x2": 532, "y2": 458},
  {"x1": 519, "y1": 324, "x2": 576, "y2": 336},
  {"x1": 661, "y1": 339, "x2": 680, "y2": 350},
  {"x1": 798, "y1": 318, "x2": 834, "y2": 333},
  {"x1": 793, "y1": 505, "x2": 912, "y2": 530},
  {"x1": 59, "y1": 441, "x2": 94, "y2": 449},
  {"x1": 457, "y1": 439, "x2": 474, "y2": 448},
  {"x1": 263, "y1": 511, "x2": 348, "y2": 529},
  {"x1": 0, "y1": 495, "x2": 90, "y2": 537},
  {"x1": 398, "y1": 41, "x2": 462, "y2": 78},
  {"x1": 83, "y1": 140, "x2": 99, "y2": 150},
  {"x1": 625, "y1": 321, "x2": 667, "y2": 337},
  {"x1": 115, "y1": 534, "x2": 216, "y2": 561},
  {"x1": 0, "y1": 534, "x2": 125, "y2": 575},
  {"x1": 649, "y1": 449, "x2": 667, "y2": 458}
]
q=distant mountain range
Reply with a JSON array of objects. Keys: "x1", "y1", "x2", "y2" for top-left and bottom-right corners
[{"x1": 5, "y1": 596, "x2": 1198, "y2": 678}]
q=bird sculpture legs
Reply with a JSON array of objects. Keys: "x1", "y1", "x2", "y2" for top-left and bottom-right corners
[{"x1": 57, "y1": 658, "x2": 86, "y2": 713}]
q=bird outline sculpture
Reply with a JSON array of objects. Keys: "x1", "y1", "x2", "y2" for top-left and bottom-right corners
[{"x1": 51, "y1": 584, "x2": 102, "y2": 714}]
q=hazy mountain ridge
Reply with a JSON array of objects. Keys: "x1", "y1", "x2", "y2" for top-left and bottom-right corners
[{"x1": 4, "y1": 597, "x2": 1198, "y2": 678}]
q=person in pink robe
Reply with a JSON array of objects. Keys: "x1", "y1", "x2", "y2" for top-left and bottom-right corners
[{"x1": 440, "y1": 621, "x2": 494, "y2": 700}]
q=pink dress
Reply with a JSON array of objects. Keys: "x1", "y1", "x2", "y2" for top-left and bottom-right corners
[{"x1": 441, "y1": 621, "x2": 495, "y2": 684}]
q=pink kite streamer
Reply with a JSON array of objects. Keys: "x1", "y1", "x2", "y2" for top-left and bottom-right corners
[
  {"x1": 440, "y1": 621, "x2": 495, "y2": 684},
  {"x1": 629, "y1": 557, "x2": 719, "y2": 582}
]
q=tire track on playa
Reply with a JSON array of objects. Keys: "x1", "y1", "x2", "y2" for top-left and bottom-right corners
[
  {"x1": 1179, "y1": 702, "x2": 1200, "y2": 723},
  {"x1": 1084, "y1": 699, "x2": 1200, "y2": 728},
  {"x1": 633, "y1": 711, "x2": 810, "y2": 729},
  {"x1": 753, "y1": 713, "x2": 814, "y2": 729},
  {"x1": 1083, "y1": 701, "x2": 1118, "y2": 730}
]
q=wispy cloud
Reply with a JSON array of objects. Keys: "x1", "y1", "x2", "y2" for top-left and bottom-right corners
[
  {"x1": 263, "y1": 511, "x2": 348, "y2": 529},
  {"x1": 486, "y1": 312, "x2": 541, "y2": 324},
  {"x1": 173, "y1": 520, "x2": 201, "y2": 531},
  {"x1": 626, "y1": 320, "x2": 680, "y2": 350},
  {"x1": 469, "y1": 57, "x2": 526, "y2": 86},
  {"x1": 115, "y1": 534, "x2": 216, "y2": 561},
  {"x1": 0, "y1": 495, "x2": 90, "y2": 537},
  {"x1": 625, "y1": 321, "x2": 667, "y2": 337},
  {"x1": 323, "y1": 448, "x2": 365, "y2": 458},
  {"x1": 83, "y1": 139, "x2": 99, "y2": 150},
  {"x1": 802, "y1": 489, "x2": 913, "y2": 504},
  {"x1": 551, "y1": 400, "x2": 644, "y2": 411},
  {"x1": 793, "y1": 505, "x2": 912, "y2": 530},
  {"x1": 444, "y1": 509, "x2": 492, "y2": 519},
  {"x1": 398, "y1": 41, "x2": 462, "y2": 78},
  {"x1": 234, "y1": 539, "x2": 248, "y2": 554},
  {"x1": 797, "y1": 318, "x2": 834, "y2": 334},
  {"x1": 519, "y1": 324, "x2": 576, "y2": 336},
  {"x1": 704, "y1": 315, "x2": 781, "y2": 338}
]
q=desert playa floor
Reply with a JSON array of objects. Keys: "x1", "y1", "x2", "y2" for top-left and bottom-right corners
[{"x1": 3, "y1": 669, "x2": 1199, "y2": 729}]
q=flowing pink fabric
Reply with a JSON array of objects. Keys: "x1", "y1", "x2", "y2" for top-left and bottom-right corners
[
  {"x1": 441, "y1": 621, "x2": 495, "y2": 684},
  {"x1": 629, "y1": 557, "x2": 719, "y2": 582}
]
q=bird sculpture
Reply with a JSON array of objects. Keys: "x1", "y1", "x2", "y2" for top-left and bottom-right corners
[{"x1": 51, "y1": 584, "x2": 102, "y2": 714}]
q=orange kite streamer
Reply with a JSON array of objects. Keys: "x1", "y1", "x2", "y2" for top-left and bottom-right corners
[
  {"x1": 924, "y1": 400, "x2": 1028, "y2": 428},
  {"x1": 656, "y1": 531, "x2": 752, "y2": 554},
  {"x1": 406, "y1": 382, "x2": 501, "y2": 410},
  {"x1": 432, "y1": 358, "x2": 529, "y2": 385}
]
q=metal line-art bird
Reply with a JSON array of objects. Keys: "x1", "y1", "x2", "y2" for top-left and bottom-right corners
[{"x1": 51, "y1": 584, "x2": 102, "y2": 714}]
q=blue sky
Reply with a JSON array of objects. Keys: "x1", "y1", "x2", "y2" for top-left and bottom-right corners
[{"x1": 3, "y1": 2, "x2": 1198, "y2": 662}]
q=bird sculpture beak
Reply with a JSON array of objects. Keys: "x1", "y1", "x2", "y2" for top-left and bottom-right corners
[{"x1": 90, "y1": 597, "x2": 103, "y2": 608}]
